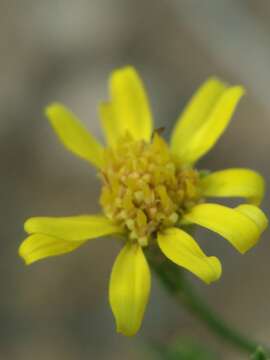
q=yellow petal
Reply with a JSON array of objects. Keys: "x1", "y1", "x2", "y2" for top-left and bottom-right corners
[
  {"x1": 184, "y1": 203, "x2": 267, "y2": 253},
  {"x1": 236, "y1": 204, "x2": 268, "y2": 232},
  {"x1": 109, "y1": 242, "x2": 151, "y2": 336},
  {"x1": 45, "y1": 103, "x2": 104, "y2": 168},
  {"x1": 171, "y1": 77, "x2": 227, "y2": 154},
  {"x1": 170, "y1": 78, "x2": 245, "y2": 164},
  {"x1": 99, "y1": 101, "x2": 118, "y2": 147},
  {"x1": 200, "y1": 168, "x2": 265, "y2": 205},
  {"x1": 109, "y1": 66, "x2": 153, "y2": 142},
  {"x1": 19, "y1": 234, "x2": 85, "y2": 265},
  {"x1": 24, "y1": 215, "x2": 122, "y2": 241},
  {"x1": 158, "y1": 228, "x2": 221, "y2": 284}
]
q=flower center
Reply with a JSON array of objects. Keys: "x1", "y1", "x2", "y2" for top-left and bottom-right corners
[{"x1": 100, "y1": 133, "x2": 201, "y2": 246}]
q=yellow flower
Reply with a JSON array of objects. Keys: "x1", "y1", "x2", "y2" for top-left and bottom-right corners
[{"x1": 19, "y1": 66, "x2": 268, "y2": 336}]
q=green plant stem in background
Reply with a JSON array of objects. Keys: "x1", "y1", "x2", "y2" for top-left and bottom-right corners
[
  {"x1": 148, "y1": 250, "x2": 269, "y2": 356},
  {"x1": 251, "y1": 347, "x2": 270, "y2": 360}
]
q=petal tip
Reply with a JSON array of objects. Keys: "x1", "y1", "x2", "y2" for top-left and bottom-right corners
[
  {"x1": 232, "y1": 85, "x2": 246, "y2": 98},
  {"x1": 206, "y1": 75, "x2": 226, "y2": 87},
  {"x1": 112, "y1": 65, "x2": 136, "y2": 75},
  {"x1": 24, "y1": 218, "x2": 34, "y2": 234},
  {"x1": 21, "y1": 257, "x2": 32, "y2": 266},
  {"x1": 207, "y1": 256, "x2": 222, "y2": 284},
  {"x1": 18, "y1": 247, "x2": 24, "y2": 260},
  {"x1": 116, "y1": 323, "x2": 137, "y2": 337},
  {"x1": 44, "y1": 102, "x2": 63, "y2": 117},
  {"x1": 18, "y1": 244, "x2": 31, "y2": 265}
]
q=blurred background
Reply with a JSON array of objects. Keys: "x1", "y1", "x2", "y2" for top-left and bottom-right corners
[{"x1": 1, "y1": 0, "x2": 270, "y2": 359}]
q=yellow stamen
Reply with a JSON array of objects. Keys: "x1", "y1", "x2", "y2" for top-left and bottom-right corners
[{"x1": 100, "y1": 133, "x2": 201, "y2": 244}]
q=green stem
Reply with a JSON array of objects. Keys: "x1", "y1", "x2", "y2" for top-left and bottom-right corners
[{"x1": 148, "y1": 252, "x2": 268, "y2": 355}]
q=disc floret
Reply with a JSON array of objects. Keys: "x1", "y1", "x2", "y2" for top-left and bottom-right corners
[{"x1": 100, "y1": 133, "x2": 201, "y2": 246}]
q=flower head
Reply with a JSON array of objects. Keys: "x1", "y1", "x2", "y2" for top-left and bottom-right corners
[{"x1": 19, "y1": 66, "x2": 268, "y2": 336}]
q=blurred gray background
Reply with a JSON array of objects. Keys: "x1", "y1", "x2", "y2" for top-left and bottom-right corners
[{"x1": 1, "y1": 0, "x2": 270, "y2": 359}]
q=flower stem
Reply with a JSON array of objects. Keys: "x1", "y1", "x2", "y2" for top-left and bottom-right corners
[{"x1": 148, "y1": 252, "x2": 269, "y2": 355}]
